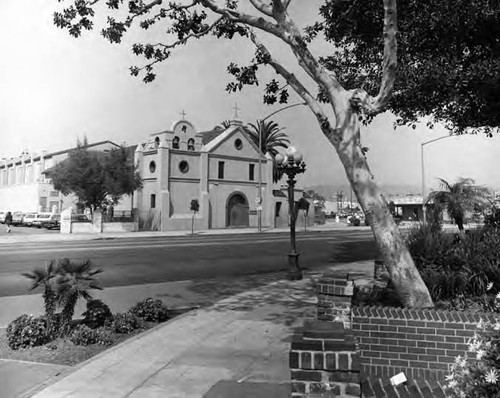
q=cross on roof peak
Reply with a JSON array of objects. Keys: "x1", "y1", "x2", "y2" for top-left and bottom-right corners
[
  {"x1": 180, "y1": 110, "x2": 187, "y2": 120},
  {"x1": 232, "y1": 102, "x2": 241, "y2": 119}
]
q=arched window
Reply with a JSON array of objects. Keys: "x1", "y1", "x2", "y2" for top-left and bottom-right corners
[
  {"x1": 187, "y1": 138, "x2": 195, "y2": 151},
  {"x1": 172, "y1": 136, "x2": 180, "y2": 149},
  {"x1": 154, "y1": 137, "x2": 160, "y2": 147}
]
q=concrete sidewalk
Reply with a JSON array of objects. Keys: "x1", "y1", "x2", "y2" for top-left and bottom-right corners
[{"x1": 5, "y1": 261, "x2": 374, "y2": 398}]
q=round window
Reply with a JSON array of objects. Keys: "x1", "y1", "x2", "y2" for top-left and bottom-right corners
[
  {"x1": 179, "y1": 160, "x2": 189, "y2": 173},
  {"x1": 149, "y1": 161, "x2": 156, "y2": 173},
  {"x1": 234, "y1": 138, "x2": 243, "y2": 150}
]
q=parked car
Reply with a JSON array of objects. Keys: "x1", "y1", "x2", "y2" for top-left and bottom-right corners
[
  {"x1": 32, "y1": 213, "x2": 53, "y2": 228},
  {"x1": 22, "y1": 213, "x2": 38, "y2": 227},
  {"x1": 41, "y1": 214, "x2": 61, "y2": 230},
  {"x1": 72, "y1": 214, "x2": 91, "y2": 222},
  {"x1": 11, "y1": 212, "x2": 26, "y2": 226}
]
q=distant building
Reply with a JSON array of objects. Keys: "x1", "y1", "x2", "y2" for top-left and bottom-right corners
[
  {"x1": 387, "y1": 194, "x2": 424, "y2": 222},
  {"x1": 0, "y1": 141, "x2": 125, "y2": 214}
]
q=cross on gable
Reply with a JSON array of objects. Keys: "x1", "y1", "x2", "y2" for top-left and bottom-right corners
[
  {"x1": 232, "y1": 102, "x2": 241, "y2": 119},
  {"x1": 180, "y1": 110, "x2": 187, "y2": 120}
]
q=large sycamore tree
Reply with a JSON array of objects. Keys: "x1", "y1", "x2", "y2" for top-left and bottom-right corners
[{"x1": 53, "y1": 0, "x2": 442, "y2": 307}]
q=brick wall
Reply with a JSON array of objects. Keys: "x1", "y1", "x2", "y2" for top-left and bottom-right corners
[
  {"x1": 290, "y1": 320, "x2": 361, "y2": 397},
  {"x1": 317, "y1": 275, "x2": 354, "y2": 328},
  {"x1": 352, "y1": 306, "x2": 496, "y2": 381}
]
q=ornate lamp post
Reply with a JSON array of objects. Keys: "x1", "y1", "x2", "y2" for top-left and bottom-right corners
[{"x1": 275, "y1": 146, "x2": 306, "y2": 281}]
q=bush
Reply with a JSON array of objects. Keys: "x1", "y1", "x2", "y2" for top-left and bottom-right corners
[
  {"x1": 110, "y1": 312, "x2": 146, "y2": 334},
  {"x1": 82, "y1": 299, "x2": 113, "y2": 329},
  {"x1": 69, "y1": 324, "x2": 113, "y2": 346},
  {"x1": 6, "y1": 314, "x2": 51, "y2": 350},
  {"x1": 129, "y1": 298, "x2": 169, "y2": 323},
  {"x1": 406, "y1": 225, "x2": 500, "y2": 301}
]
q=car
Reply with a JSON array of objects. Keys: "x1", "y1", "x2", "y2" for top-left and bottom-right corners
[
  {"x1": 11, "y1": 212, "x2": 26, "y2": 226},
  {"x1": 41, "y1": 214, "x2": 61, "y2": 230},
  {"x1": 72, "y1": 214, "x2": 91, "y2": 222},
  {"x1": 32, "y1": 213, "x2": 53, "y2": 228},
  {"x1": 22, "y1": 213, "x2": 38, "y2": 227},
  {"x1": 0, "y1": 212, "x2": 5, "y2": 223}
]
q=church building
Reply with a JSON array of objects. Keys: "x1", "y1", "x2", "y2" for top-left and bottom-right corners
[{"x1": 134, "y1": 118, "x2": 278, "y2": 231}]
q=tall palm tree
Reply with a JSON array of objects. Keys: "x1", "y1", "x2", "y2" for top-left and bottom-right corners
[
  {"x1": 246, "y1": 119, "x2": 290, "y2": 183},
  {"x1": 426, "y1": 178, "x2": 490, "y2": 230}
]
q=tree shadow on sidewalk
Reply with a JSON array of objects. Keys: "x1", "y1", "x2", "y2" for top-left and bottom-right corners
[{"x1": 187, "y1": 271, "x2": 319, "y2": 329}]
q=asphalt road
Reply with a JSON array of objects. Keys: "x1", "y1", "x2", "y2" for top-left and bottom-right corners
[{"x1": 0, "y1": 229, "x2": 377, "y2": 297}]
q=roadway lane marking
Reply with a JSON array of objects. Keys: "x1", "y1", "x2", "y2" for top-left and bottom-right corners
[{"x1": 0, "y1": 237, "x2": 373, "y2": 255}]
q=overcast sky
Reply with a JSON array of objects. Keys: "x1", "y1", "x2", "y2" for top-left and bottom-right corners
[{"x1": 1, "y1": 0, "x2": 498, "y2": 194}]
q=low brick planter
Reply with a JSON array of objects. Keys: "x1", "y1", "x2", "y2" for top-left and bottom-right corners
[
  {"x1": 290, "y1": 321, "x2": 360, "y2": 397},
  {"x1": 289, "y1": 265, "x2": 493, "y2": 397},
  {"x1": 351, "y1": 306, "x2": 496, "y2": 381}
]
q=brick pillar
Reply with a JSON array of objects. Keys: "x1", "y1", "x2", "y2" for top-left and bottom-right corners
[
  {"x1": 290, "y1": 321, "x2": 361, "y2": 397},
  {"x1": 317, "y1": 275, "x2": 354, "y2": 329}
]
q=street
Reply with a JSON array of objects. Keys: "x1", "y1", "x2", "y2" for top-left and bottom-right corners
[{"x1": 0, "y1": 229, "x2": 377, "y2": 297}]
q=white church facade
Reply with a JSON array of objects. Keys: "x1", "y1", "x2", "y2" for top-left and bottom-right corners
[{"x1": 133, "y1": 119, "x2": 278, "y2": 231}]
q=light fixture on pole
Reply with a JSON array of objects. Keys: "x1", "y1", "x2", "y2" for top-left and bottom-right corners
[
  {"x1": 421, "y1": 135, "x2": 456, "y2": 225},
  {"x1": 275, "y1": 146, "x2": 306, "y2": 281},
  {"x1": 257, "y1": 123, "x2": 262, "y2": 232},
  {"x1": 256, "y1": 102, "x2": 307, "y2": 233}
]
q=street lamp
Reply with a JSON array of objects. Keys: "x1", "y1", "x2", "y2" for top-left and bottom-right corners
[
  {"x1": 275, "y1": 146, "x2": 306, "y2": 281},
  {"x1": 257, "y1": 102, "x2": 307, "y2": 233},
  {"x1": 421, "y1": 134, "x2": 457, "y2": 225}
]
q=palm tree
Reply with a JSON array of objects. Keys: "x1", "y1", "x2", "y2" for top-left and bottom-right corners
[
  {"x1": 54, "y1": 259, "x2": 103, "y2": 334},
  {"x1": 214, "y1": 120, "x2": 232, "y2": 130},
  {"x1": 22, "y1": 261, "x2": 58, "y2": 332},
  {"x1": 246, "y1": 119, "x2": 290, "y2": 183},
  {"x1": 426, "y1": 178, "x2": 490, "y2": 231}
]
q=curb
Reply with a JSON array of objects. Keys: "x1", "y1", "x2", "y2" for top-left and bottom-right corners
[{"x1": 0, "y1": 224, "x2": 364, "y2": 245}]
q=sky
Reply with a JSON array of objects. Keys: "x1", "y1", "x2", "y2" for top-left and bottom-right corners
[{"x1": 0, "y1": 0, "x2": 498, "y2": 196}]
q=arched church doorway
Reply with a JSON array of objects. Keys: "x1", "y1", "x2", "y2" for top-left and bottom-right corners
[{"x1": 226, "y1": 192, "x2": 249, "y2": 227}]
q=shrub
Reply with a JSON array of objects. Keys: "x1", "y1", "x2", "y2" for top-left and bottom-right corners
[
  {"x1": 406, "y1": 225, "x2": 500, "y2": 301},
  {"x1": 82, "y1": 299, "x2": 113, "y2": 329},
  {"x1": 6, "y1": 314, "x2": 51, "y2": 350},
  {"x1": 111, "y1": 312, "x2": 146, "y2": 334},
  {"x1": 129, "y1": 298, "x2": 169, "y2": 323},
  {"x1": 69, "y1": 324, "x2": 113, "y2": 346}
]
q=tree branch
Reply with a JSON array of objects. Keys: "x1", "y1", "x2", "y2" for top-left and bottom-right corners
[
  {"x1": 249, "y1": 31, "x2": 339, "y2": 142},
  {"x1": 127, "y1": 0, "x2": 198, "y2": 25},
  {"x1": 158, "y1": 16, "x2": 223, "y2": 48},
  {"x1": 249, "y1": 0, "x2": 273, "y2": 17},
  {"x1": 350, "y1": 0, "x2": 397, "y2": 115},
  {"x1": 200, "y1": 0, "x2": 344, "y2": 113},
  {"x1": 199, "y1": 0, "x2": 282, "y2": 37}
]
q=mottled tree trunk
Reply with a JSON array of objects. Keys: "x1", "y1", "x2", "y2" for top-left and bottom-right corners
[{"x1": 332, "y1": 105, "x2": 434, "y2": 308}]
